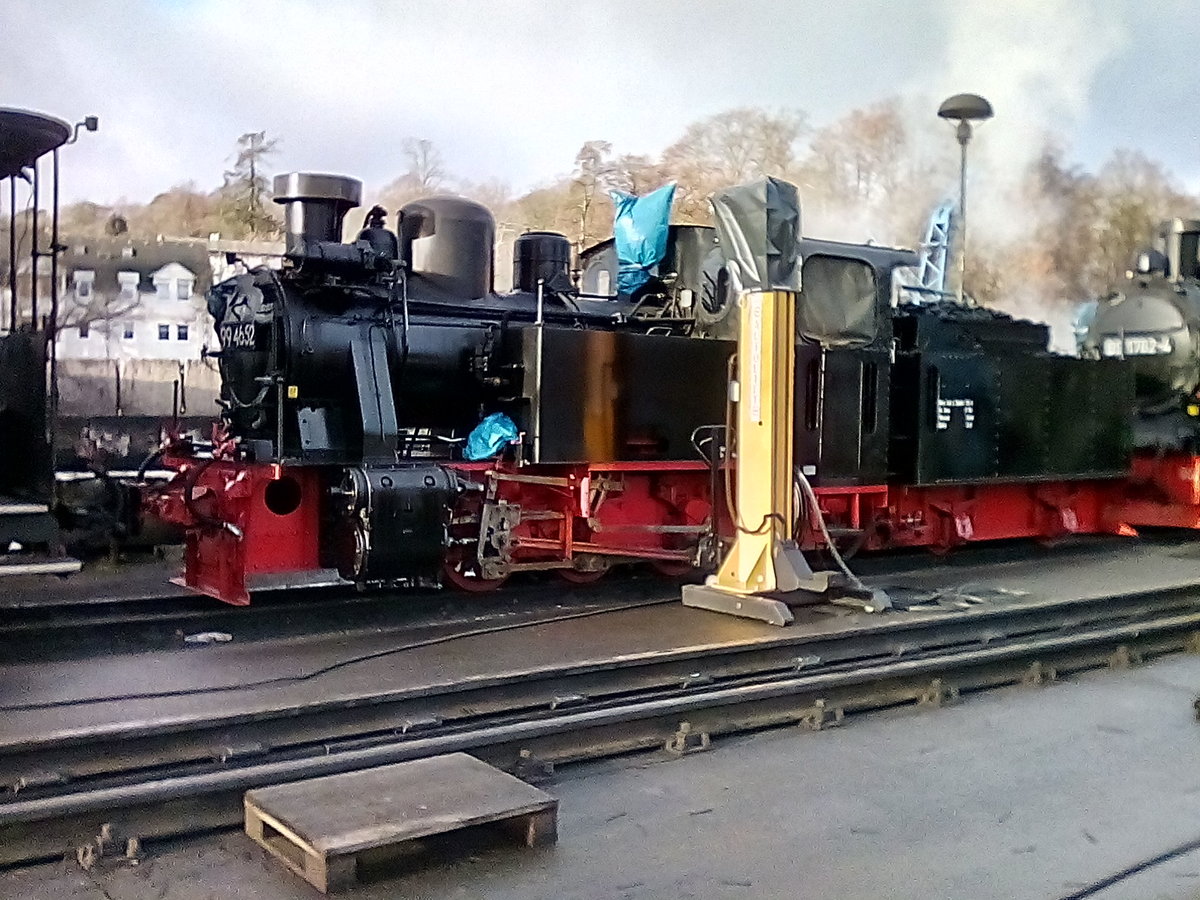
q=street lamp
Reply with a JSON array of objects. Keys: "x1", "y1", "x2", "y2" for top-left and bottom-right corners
[{"x1": 938, "y1": 93, "x2": 993, "y2": 305}]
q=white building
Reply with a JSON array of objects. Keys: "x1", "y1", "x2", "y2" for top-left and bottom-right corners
[
  {"x1": 55, "y1": 239, "x2": 216, "y2": 361},
  {"x1": 205, "y1": 236, "x2": 286, "y2": 284}
]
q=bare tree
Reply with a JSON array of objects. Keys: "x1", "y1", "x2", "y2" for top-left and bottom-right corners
[
  {"x1": 402, "y1": 139, "x2": 446, "y2": 193},
  {"x1": 137, "y1": 182, "x2": 220, "y2": 239},
  {"x1": 377, "y1": 139, "x2": 450, "y2": 216},
  {"x1": 512, "y1": 183, "x2": 578, "y2": 237},
  {"x1": 790, "y1": 98, "x2": 953, "y2": 244},
  {"x1": 572, "y1": 140, "x2": 615, "y2": 254},
  {"x1": 58, "y1": 201, "x2": 115, "y2": 239},
  {"x1": 607, "y1": 154, "x2": 668, "y2": 197},
  {"x1": 658, "y1": 107, "x2": 807, "y2": 222},
  {"x1": 56, "y1": 288, "x2": 143, "y2": 335},
  {"x1": 1090, "y1": 150, "x2": 1197, "y2": 290},
  {"x1": 801, "y1": 100, "x2": 910, "y2": 205}
]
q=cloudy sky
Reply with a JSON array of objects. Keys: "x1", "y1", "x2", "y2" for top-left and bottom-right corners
[{"x1": 4, "y1": 0, "x2": 1197, "y2": 205}]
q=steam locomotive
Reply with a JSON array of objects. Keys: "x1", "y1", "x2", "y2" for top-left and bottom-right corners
[
  {"x1": 1079, "y1": 218, "x2": 1200, "y2": 529},
  {"x1": 147, "y1": 171, "x2": 1140, "y2": 605},
  {"x1": 1084, "y1": 219, "x2": 1200, "y2": 450}
]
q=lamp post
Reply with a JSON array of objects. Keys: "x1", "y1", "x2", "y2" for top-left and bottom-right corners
[{"x1": 938, "y1": 93, "x2": 993, "y2": 305}]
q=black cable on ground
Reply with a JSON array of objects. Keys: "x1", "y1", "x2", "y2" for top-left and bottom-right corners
[
  {"x1": 1058, "y1": 835, "x2": 1200, "y2": 899},
  {"x1": 0, "y1": 596, "x2": 676, "y2": 713}
]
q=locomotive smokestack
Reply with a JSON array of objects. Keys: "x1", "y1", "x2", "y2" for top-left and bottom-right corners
[
  {"x1": 272, "y1": 173, "x2": 362, "y2": 253},
  {"x1": 1159, "y1": 218, "x2": 1200, "y2": 283}
]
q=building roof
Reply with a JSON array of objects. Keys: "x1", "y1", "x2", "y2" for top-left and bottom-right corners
[{"x1": 62, "y1": 239, "x2": 212, "y2": 294}]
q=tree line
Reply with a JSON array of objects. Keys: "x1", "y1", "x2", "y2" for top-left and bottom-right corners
[{"x1": 6, "y1": 101, "x2": 1199, "y2": 320}]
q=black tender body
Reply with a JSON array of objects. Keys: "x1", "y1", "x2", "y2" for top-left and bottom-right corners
[{"x1": 890, "y1": 305, "x2": 1130, "y2": 484}]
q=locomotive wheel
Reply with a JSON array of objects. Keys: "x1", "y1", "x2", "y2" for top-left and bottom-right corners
[
  {"x1": 650, "y1": 559, "x2": 694, "y2": 578},
  {"x1": 557, "y1": 554, "x2": 610, "y2": 584},
  {"x1": 557, "y1": 567, "x2": 607, "y2": 585},
  {"x1": 442, "y1": 548, "x2": 508, "y2": 593}
]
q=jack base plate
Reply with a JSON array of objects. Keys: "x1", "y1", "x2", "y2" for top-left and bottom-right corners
[
  {"x1": 681, "y1": 582, "x2": 830, "y2": 627},
  {"x1": 682, "y1": 573, "x2": 892, "y2": 626}
]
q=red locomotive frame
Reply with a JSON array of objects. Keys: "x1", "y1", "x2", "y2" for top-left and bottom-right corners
[{"x1": 145, "y1": 427, "x2": 1191, "y2": 606}]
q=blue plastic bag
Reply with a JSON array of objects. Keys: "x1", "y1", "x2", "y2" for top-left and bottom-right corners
[
  {"x1": 465, "y1": 412, "x2": 520, "y2": 461},
  {"x1": 610, "y1": 182, "x2": 676, "y2": 296}
]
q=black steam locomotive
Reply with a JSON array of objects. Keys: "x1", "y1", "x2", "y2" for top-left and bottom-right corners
[
  {"x1": 1083, "y1": 219, "x2": 1200, "y2": 451},
  {"x1": 153, "y1": 171, "x2": 1134, "y2": 604}
]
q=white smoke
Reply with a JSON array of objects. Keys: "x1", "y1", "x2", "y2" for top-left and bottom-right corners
[
  {"x1": 934, "y1": 0, "x2": 1130, "y2": 240},
  {"x1": 908, "y1": 0, "x2": 1133, "y2": 349}
]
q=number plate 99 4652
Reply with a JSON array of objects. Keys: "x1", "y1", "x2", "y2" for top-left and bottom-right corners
[{"x1": 219, "y1": 323, "x2": 257, "y2": 349}]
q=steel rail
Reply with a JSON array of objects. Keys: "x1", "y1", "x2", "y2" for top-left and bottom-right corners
[
  {"x1": 0, "y1": 578, "x2": 675, "y2": 667},
  {"x1": 0, "y1": 535, "x2": 1131, "y2": 630},
  {"x1": 1, "y1": 584, "x2": 1197, "y2": 776},
  {"x1": 1, "y1": 596, "x2": 1198, "y2": 865}
]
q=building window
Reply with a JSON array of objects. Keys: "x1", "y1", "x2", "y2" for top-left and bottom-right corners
[
  {"x1": 123, "y1": 323, "x2": 135, "y2": 339},
  {"x1": 158, "y1": 324, "x2": 170, "y2": 341},
  {"x1": 78, "y1": 322, "x2": 89, "y2": 339},
  {"x1": 156, "y1": 281, "x2": 170, "y2": 301},
  {"x1": 177, "y1": 324, "x2": 189, "y2": 341},
  {"x1": 74, "y1": 271, "x2": 94, "y2": 300},
  {"x1": 118, "y1": 272, "x2": 139, "y2": 302},
  {"x1": 177, "y1": 279, "x2": 192, "y2": 300}
]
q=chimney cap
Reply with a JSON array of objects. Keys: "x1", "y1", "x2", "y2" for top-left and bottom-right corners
[
  {"x1": 272, "y1": 172, "x2": 362, "y2": 207},
  {"x1": 1159, "y1": 218, "x2": 1200, "y2": 236}
]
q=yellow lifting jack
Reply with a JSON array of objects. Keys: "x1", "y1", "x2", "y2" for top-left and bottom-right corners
[{"x1": 682, "y1": 179, "x2": 889, "y2": 626}]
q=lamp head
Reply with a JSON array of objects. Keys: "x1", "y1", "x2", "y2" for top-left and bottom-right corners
[{"x1": 938, "y1": 93, "x2": 994, "y2": 124}]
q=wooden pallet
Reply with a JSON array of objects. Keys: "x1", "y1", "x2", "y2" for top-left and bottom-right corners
[{"x1": 244, "y1": 753, "x2": 558, "y2": 893}]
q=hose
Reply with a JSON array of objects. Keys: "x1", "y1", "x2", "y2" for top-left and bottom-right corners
[
  {"x1": 180, "y1": 458, "x2": 239, "y2": 538},
  {"x1": 0, "y1": 596, "x2": 675, "y2": 712},
  {"x1": 136, "y1": 447, "x2": 165, "y2": 482},
  {"x1": 1057, "y1": 835, "x2": 1200, "y2": 899},
  {"x1": 794, "y1": 467, "x2": 868, "y2": 592}
]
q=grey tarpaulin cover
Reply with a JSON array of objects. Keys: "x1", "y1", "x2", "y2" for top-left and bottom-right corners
[
  {"x1": 710, "y1": 177, "x2": 802, "y2": 295},
  {"x1": 711, "y1": 177, "x2": 876, "y2": 347},
  {"x1": 796, "y1": 254, "x2": 876, "y2": 347}
]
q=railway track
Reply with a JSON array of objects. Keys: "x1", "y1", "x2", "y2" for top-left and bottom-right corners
[
  {"x1": 2, "y1": 578, "x2": 1199, "y2": 866},
  {"x1": 0, "y1": 535, "x2": 1136, "y2": 655},
  {"x1": 0, "y1": 572, "x2": 681, "y2": 663}
]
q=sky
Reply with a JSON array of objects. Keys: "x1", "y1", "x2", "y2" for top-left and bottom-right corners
[{"x1": 3, "y1": 0, "x2": 1198, "y2": 206}]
